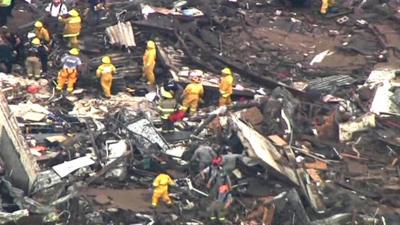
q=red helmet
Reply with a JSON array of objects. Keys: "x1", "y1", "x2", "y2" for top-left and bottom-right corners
[
  {"x1": 219, "y1": 184, "x2": 230, "y2": 193},
  {"x1": 212, "y1": 156, "x2": 223, "y2": 166}
]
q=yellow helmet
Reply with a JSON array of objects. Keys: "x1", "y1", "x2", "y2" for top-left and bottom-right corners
[
  {"x1": 31, "y1": 38, "x2": 41, "y2": 46},
  {"x1": 69, "y1": 48, "x2": 80, "y2": 56},
  {"x1": 221, "y1": 67, "x2": 232, "y2": 76},
  {"x1": 147, "y1": 40, "x2": 156, "y2": 49},
  {"x1": 161, "y1": 88, "x2": 173, "y2": 99},
  {"x1": 102, "y1": 56, "x2": 111, "y2": 64},
  {"x1": 69, "y1": 9, "x2": 79, "y2": 17},
  {"x1": 34, "y1": 21, "x2": 43, "y2": 28}
]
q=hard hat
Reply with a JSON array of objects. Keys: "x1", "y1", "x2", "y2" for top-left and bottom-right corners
[
  {"x1": 212, "y1": 156, "x2": 223, "y2": 166},
  {"x1": 102, "y1": 56, "x2": 111, "y2": 64},
  {"x1": 161, "y1": 88, "x2": 174, "y2": 99},
  {"x1": 31, "y1": 38, "x2": 41, "y2": 46},
  {"x1": 69, "y1": 48, "x2": 79, "y2": 56},
  {"x1": 69, "y1": 9, "x2": 79, "y2": 17},
  {"x1": 147, "y1": 40, "x2": 156, "y2": 49},
  {"x1": 34, "y1": 21, "x2": 43, "y2": 28},
  {"x1": 219, "y1": 184, "x2": 230, "y2": 193},
  {"x1": 221, "y1": 67, "x2": 232, "y2": 76}
]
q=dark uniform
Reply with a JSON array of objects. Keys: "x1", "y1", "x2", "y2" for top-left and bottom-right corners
[
  {"x1": 4, "y1": 32, "x2": 26, "y2": 65},
  {"x1": 0, "y1": 44, "x2": 13, "y2": 73},
  {"x1": 158, "y1": 89, "x2": 177, "y2": 133},
  {"x1": 88, "y1": 0, "x2": 106, "y2": 24}
]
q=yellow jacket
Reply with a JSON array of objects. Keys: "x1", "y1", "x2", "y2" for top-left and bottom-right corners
[
  {"x1": 219, "y1": 75, "x2": 233, "y2": 98},
  {"x1": 61, "y1": 16, "x2": 81, "y2": 37},
  {"x1": 96, "y1": 63, "x2": 116, "y2": 77},
  {"x1": 153, "y1": 173, "x2": 175, "y2": 192},
  {"x1": 35, "y1": 27, "x2": 51, "y2": 44},
  {"x1": 184, "y1": 83, "x2": 204, "y2": 99},
  {"x1": 143, "y1": 48, "x2": 156, "y2": 68}
]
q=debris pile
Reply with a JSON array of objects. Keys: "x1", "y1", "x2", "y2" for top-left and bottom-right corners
[{"x1": 0, "y1": 0, "x2": 399, "y2": 224}]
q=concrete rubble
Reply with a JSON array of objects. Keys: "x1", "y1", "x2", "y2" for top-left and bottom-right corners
[{"x1": 0, "y1": 0, "x2": 399, "y2": 224}]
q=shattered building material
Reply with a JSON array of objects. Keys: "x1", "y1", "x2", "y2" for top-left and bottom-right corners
[
  {"x1": 52, "y1": 155, "x2": 95, "y2": 178},
  {"x1": 0, "y1": 0, "x2": 400, "y2": 224},
  {"x1": 367, "y1": 68, "x2": 400, "y2": 115},
  {"x1": 0, "y1": 92, "x2": 38, "y2": 191},
  {"x1": 105, "y1": 21, "x2": 136, "y2": 48},
  {"x1": 231, "y1": 115, "x2": 299, "y2": 185},
  {"x1": 339, "y1": 112, "x2": 376, "y2": 141}
]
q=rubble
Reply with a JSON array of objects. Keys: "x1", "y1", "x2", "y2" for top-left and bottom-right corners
[{"x1": 0, "y1": 0, "x2": 398, "y2": 224}]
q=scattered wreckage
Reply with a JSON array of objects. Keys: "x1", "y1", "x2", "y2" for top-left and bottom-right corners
[{"x1": 0, "y1": 0, "x2": 399, "y2": 224}]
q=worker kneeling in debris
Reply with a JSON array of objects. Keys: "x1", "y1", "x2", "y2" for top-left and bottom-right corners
[
  {"x1": 25, "y1": 38, "x2": 48, "y2": 79},
  {"x1": 181, "y1": 75, "x2": 204, "y2": 115},
  {"x1": 158, "y1": 86, "x2": 178, "y2": 133},
  {"x1": 191, "y1": 143, "x2": 217, "y2": 171},
  {"x1": 152, "y1": 172, "x2": 175, "y2": 207},
  {"x1": 34, "y1": 21, "x2": 52, "y2": 47},
  {"x1": 320, "y1": 0, "x2": 336, "y2": 14},
  {"x1": 143, "y1": 40, "x2": 157, "y2": 84},
  {"x1": 96, "y1": 56, "x2": 116, "y2": 98},
  {"x1": 219, "y1": 67, "x2": 234, "y2": 106},
  {"x1": 60, "y1": 9, "x2": 81, "y2": 48},
  {"x1": 57, "y1": 48, "x2": 82, "y2": 93},
  {"x1": 209, "y1": 184, "x2": 233, "y2": 222}
]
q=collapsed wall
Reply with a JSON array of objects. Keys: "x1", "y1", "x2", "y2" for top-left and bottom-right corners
[{"x1": 0, "y1": 91, "x2": 38, "y2": 192}]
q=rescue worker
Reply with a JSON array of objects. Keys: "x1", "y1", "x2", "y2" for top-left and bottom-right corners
[
  {"x1": 208, "y1": 168, "x2": 231, "y2": 199},
  {"x1": 158, "y1": 86, "x2": 178, "y2": 133},
  {"x1": 88, "y1": 0, "x2": 106, "y2": 24},
  {"x1": 320, "y1": 0, "x2": 336, "y2": 14},
  {"x1": 0, "y1": 0, "x2": 12, "y2": 27},
  {"x1": 1, "y1": 28, "x2": 25, "y2": 66},
  {"x1": 60, "y1": 9, "x2": 81, "y2": 48},
  {"x1": 56, "y1": 48, "x2": 82, "y2": 93},
  {"x1": 25, "y1": 38, "x2": 43, "y2": 79},
  {"x1": 96, "y1": 56, "x2": 116, "y2": 98},
  {"x1": 201, "y1": 156, "x2": 223, "y2": 184},
  {"x1": 152, "y1": 172, "x2": 175, "y2": 208},
  {"x1": 181, "y1": 75, "x2": 204, "y2": 115},
  {"x1": 191, "y1": 144, "x2": 217, "y2": 170},
  {"x1": 209, "y1": 184, "x2": 233, "y2": 222},
  {"x1": 219, "y1": 67, "x2": 234, "y2": 106},
  {"x1": 27, "y1": 38, "x2": 48, "y2": 78},
  {"x1": 34, "y1": 21, "x2": 52, "y2": 46},
  {"x1": 45, "y1": 0, "x2": 68, "y2": 34},
  {"x1": 142, "y1": 40, "x2": 157, "y2": 85}
]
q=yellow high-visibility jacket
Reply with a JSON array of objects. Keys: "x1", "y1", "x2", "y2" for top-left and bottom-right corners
[
  {"x1": 96, "y1": 63, "x2": 116, "y2": 77},
  {"x1": 62, "y1": 16, "x2": 81, "y2": 37},
  {"x1": 219, "y1": 75, "x2": 233, "y2": 98},
  {"x1": 153, "y1": 173, "x2": 175, "y2": 193},
  {"x1": 143, "y1": 48, "x2": 156, "y2": 68},
  {"x1": 35, "y1": 27, "x2": 51, "y2": 44}
]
